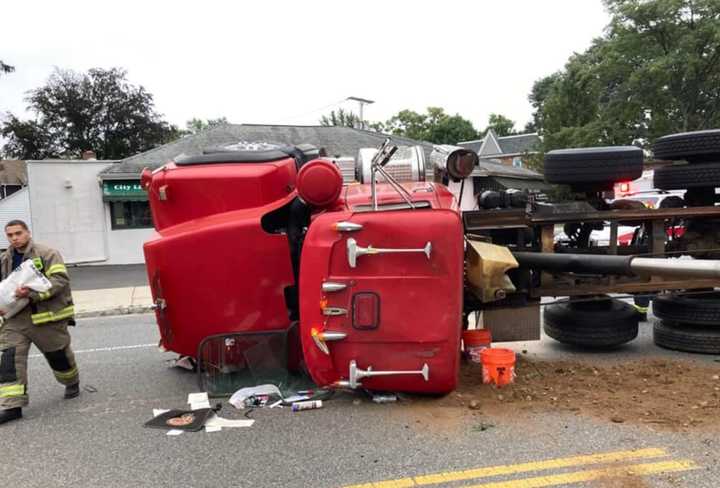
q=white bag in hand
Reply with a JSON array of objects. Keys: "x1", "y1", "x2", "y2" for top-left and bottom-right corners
[{"x1": 0, "y1": 260, "x2": 53, "y2": 319}]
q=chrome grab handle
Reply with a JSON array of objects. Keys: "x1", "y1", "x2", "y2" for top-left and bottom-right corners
[
  {"x1": 322, "y1": 282, "x2": 347, "y2": 292},
  {"x1": 322, "y1": 307, "x2": 347, "y2": 316},
  {"x1": 348, "y1": 360, "x2": 430, "y2": 389},
  {"x1": 311, "y1": 330, "x2": 347, "y2": 355},
  {"x1": 321, "y1": 331, "x2": 347, "y2": 341},
  {"x1": 347, "y1": 238, "x2": 432, "y2": 268}
]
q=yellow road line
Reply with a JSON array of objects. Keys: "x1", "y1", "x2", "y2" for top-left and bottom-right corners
[
  {"x1": 463, "y1": 459, "x2": 697, "y2": 488},
  {"x1": 343, "y1": 448, "x2": 669, "y2": 488}
]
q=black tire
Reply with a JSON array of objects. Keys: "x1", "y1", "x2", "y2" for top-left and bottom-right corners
[
  {"x1": 653, "y1": 292, "x2": 720, "y2": 326},
  {"x1": 544, "y1": 146, "x2": 643, "y2": 188},
  {"x1": 653, "y1": 320, "x2": 720, "y2": 354},
  {"x1": 544, "y1": 298, "x2": 639, "y2": 348},
  {"x1": 653, "y1": 162, "x2": 720, "y2": 190},
  {"x1": 652, "y1": 130, "x2": 720, "y2": 163},
  {"x1": 658, "y1": 195, "x2": 685, "y2": 208}
]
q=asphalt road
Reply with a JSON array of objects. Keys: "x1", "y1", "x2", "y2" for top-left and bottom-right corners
[{"x1": 2, "y1": 313, "x2": 719, "y2": 488}]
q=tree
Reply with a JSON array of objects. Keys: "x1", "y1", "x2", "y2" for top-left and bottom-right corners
[
  {"x1": 319, "y1": 109, "x2": 362, "y2": 128},
  {"x1": 184, "y1": 117, "x2": 229, "y2": 135},
  {"x1": 379, "y1": 107, "x2": 478, "y2": 144},
  {"x1": 529, "y1": 0, "x2": 720, "y2": 153},
  {"x1": 482, "y1": 113, "x2": 518, "y2": 137},
  {"x1": 1, "y1": 67, "x2": 179, "y2": 160},
  {"x1": 0, "y1": 60, "x2": 14, "y2": 77}
]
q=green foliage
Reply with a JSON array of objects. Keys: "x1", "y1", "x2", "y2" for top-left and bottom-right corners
[
  {"x1": 1, "y1": 67, "x2": 179, "y2": 159},
  {"x1": 184, "y1": 117, "x2": 229, "y2": 135},
  {"x1": 379, "y1": 107, "x2": 478, "y2": 144},
  {"x1": 0, "y1": 60, "x2": 14, "y2": 76},
  {"x1": 483, "y1": 113, "x2": 518, "y2": 137},
  {"x1": 319, "y1": 108, "x2": 361, "y2": 128},
  {"x1": 529, "y1": 0, "x2": 720, "y2": 153},
  {"x1": 522, "y1": 150, "x2": 545, "y2": 172}
]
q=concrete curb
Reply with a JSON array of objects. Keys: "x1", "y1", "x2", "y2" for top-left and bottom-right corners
[{"x1": 75, "y1": 305, "x2": 154, "y2": 319}]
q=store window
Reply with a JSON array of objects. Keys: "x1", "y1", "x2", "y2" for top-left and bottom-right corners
[
  {"x1": 110, "y1": 201, "x2": 153, "y2": 229},
  {"x1": 0, "y1": 185, "x2": 22, "y2": 199}
]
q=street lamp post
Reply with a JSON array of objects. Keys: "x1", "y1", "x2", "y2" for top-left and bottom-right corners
[{"x1": 347, "y1": 96, "x2": 374, "y2": 129}]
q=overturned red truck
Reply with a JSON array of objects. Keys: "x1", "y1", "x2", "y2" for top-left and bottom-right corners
[{"x1": 142, "y1": 132, "x2": 720, "y2": 394}]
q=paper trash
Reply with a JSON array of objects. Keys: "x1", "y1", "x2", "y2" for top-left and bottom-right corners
[
  {"x1": 187, "y1": 392, "x2": 211, "y2": 410},
  {"x1": 229, "y1": 384, "x2": 282, "y2": 409},
  {"x1": 0, "y1": 260, "x2": 52, "y2": 319},
  {"x1": 205, "y1": 414, "x2": 254, "y2": 429}
]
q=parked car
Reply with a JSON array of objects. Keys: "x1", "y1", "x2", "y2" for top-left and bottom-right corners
[{"x1": 554, "y1": 190, "x2": 686, "y2": 246}]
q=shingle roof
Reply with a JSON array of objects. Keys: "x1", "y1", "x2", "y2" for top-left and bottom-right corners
[
  {"x1": 496, "y1": 133, "x2": 540, "y2": 156},
  {"x1": 99, "y1": 124, "x2": 434, "y2": 177},
  {"x1": 457, "y1": 139, "x2": 483, "y2": 153},
  {"x1": 458, "y1": 133, "x2": 541, "y2": 157},
  {"x1": 471, "y1": 159, "x2": 543, "y2": 180}
]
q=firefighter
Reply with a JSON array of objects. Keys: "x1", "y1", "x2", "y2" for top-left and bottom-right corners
[{"x1": 0, "y1": 220, "x2": 79, "y2": 425}]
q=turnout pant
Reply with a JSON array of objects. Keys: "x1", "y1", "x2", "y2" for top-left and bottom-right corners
[{"x1": 0, "y1": 312, "x2": 78, "y2": 409}]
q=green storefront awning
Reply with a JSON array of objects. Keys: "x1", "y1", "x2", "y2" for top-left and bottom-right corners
[{"x1": 102, "y1": 180, "x2": 148, "y2": 202}]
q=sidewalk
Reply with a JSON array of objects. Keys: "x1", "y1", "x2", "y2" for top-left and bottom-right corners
[{"x1": 73, "y1": 285, "x2": 154, "y2": 318}]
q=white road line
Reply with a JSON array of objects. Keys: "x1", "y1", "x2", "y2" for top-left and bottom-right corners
[{"x1": 29, "y1": 343, "x2": 157, "y2": 358}]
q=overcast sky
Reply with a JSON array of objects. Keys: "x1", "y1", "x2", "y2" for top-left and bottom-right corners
[{"x1": 1, "y1": 0, "x2": 610, "y2": 134}]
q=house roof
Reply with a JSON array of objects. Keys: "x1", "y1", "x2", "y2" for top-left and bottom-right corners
[
  {"x1": 472, "y1": 159, "x2": 543, "y2": 180},
  {"x1": 456, "y1": 139, "x2": 483, "y2": 153},
  {"x1": 496, "y1": 133, "x2": 540, "y2": 156},
  {"x1": 458, "y1": 132, "x2": 540, "y2": 157},
  {"x1": 0, "y1": 160, "x2": 28, "y2": 186},
  {"x1": 99, "y1": 124, "x2": 434, "y2": 177}
]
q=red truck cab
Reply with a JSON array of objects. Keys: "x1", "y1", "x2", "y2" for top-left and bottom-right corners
[
  {"x1": 300, "y1": 182, "x2": 463, "y2": 393},
  {"x1": 143, "y1": 145, "x2": 464, "y2": 394}
]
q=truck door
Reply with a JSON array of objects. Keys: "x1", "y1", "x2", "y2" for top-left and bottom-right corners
[{"x1": 299, "y1": 208, "x2": 463, "y2": 394}]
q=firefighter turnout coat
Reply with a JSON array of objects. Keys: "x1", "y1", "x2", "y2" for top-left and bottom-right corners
[
  {"x1": 1, "y1": 241, "x2": 75, "y2": 325},
  {"x1": 0, "y1": 240, "x2": 78, "y2": 409}
]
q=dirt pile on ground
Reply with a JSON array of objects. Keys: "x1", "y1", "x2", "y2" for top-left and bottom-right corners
[{"x1": 407, "y1": 355, "x2": 720, "y2": 432}]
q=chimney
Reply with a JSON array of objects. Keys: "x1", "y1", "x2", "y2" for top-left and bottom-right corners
[{"x1": 81, "y1": 150, "x2": 97, "y2": 160}]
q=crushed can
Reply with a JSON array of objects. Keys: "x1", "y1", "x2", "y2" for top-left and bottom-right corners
[
  {"x1": 291, "y1": 400, "x2": 323, "y2": 412},
  {"x1": 371, "y1": 394, "x2": 398, "y2": 404}
]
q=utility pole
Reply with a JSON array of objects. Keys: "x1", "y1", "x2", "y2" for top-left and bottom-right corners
[{"x1": 347, "y1": 96, "x2": 374, "y2": 129}]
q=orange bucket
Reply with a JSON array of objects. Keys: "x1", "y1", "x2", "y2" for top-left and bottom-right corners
[
  {"x1": 462, "y1": 329, "x2": 492, "y2": 363},
  {"x1": 480, "y1": 348, "x2": 516, "y2": 387}
]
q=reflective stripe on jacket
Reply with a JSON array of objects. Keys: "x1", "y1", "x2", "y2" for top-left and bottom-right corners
[{"x1": 0, "y1": 240, "x2": 74, "y2": 325}]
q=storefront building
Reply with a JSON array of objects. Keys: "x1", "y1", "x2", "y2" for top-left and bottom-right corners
[{"x1": 27, "y1": 160, "x2": 154, "y2": 265}]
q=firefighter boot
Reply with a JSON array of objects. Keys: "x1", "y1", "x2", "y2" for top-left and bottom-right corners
[
  {"x1": 64, "y1": 383, "x2": 80, "y2": 399},
  {"x1": 0, "y1": 407, "x2": 22, "y2": 424}
]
